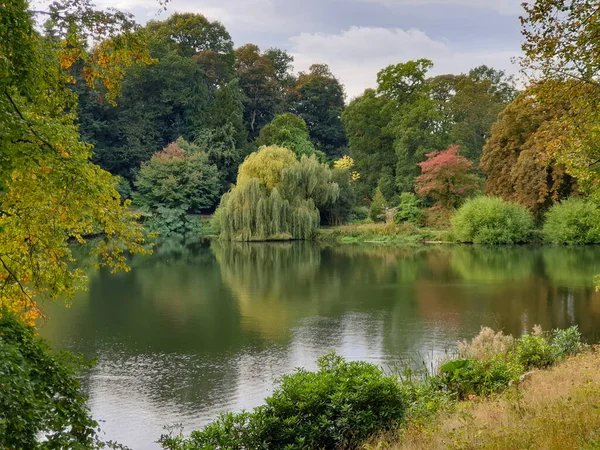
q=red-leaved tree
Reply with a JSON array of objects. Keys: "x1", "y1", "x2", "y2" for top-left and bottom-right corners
[{"x1": 415, "y1": 145, "x2": 480, "y2": 209}]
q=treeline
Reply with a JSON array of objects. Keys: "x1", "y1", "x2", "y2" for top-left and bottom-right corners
[
  {"x1": 73, "y1": 12, "x2": 527, "y2": 235},
  {"x1": 75, "y1": 7, "x2": 599, "y2": 242}
]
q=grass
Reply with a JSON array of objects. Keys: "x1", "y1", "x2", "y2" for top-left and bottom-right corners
[
  {"x1": 367, "y1": 348, "x2": 600, "y2": 450},
  {"x1": 317, "y1": 222, "x2": 451, "y2": 245}
]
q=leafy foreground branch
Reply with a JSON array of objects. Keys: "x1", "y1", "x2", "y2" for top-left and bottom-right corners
[{"x1": 160, "y1": 325, "x2": 585, "y2": 450}]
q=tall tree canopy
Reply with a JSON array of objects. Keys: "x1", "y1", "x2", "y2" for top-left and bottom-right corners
[
  {"x1": 291, "y1": 64, "x2": 347, "y2": 158},
  {"x1": 520, "y1": 0, "x2": 600, "y2": 198},
  {"x1": 480, "y1": 87, "x2": 576, "y2": 218},
  {"x1": 1, "y1": 0, "x2": 149, "y2": 321},
  {"x1": 257, "y1": 113, "x2": 324, "y2": 160}
]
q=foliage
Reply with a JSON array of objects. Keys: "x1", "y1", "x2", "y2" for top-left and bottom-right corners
[
  {"x1": 134, "y1": 139, "x2": 220, "y2": 212},
  {"x1": 291, "y1": 64, "x2": 347, "y2": 157},
  {"x1": 370, "y1": 188, "x2": 388, "y2": 223},
  {"x1": 458, "y1": 327, "x2": 515, "y2": 361},
  {"x1": 321, "y1": 164, "x2": 358, "y2": 225},
  {"x1": 0, "y1": 311, "x2": 119, "y2": 449},
  {"x1": 217, "y1": 146, "x2": 339, "y2": 241},
  {"x1": 237, "y1": 145, "x2": 299, "y2": 190},
  {"x1": 515, "y1": 333, "x2": 555, "y2": 369},
  {"x1": 542, "y1": 198, "x2": 600, "y2": 245},
  {"x1": 142, "y1": 207, "x2": 203, "y2": 238},
  {"x1": 440, "y1": 357, "x2": 522, "y2": 399},
  {"x1": 551, "y1": 326, "x2": 582, "y2": 359},
  {"x1": 394, "y1": 193, "x2": 424, "y2": 226},
  {"x1": 451, "y1": 196, "x2": 534, "y2": 244},
  {"x1": 0, "y1": 0, "x2": 149, "y2": 321},
  {"x1": 160, "y1": 353, "x2": 407, "y2": 450},
  {"x1": 257, "y1": 113, "x2": 325, "y2": 160},
  {"x1": 341, "y1": 88, "x2": 395, "y2": 202},
  {"x1": 480, "y1": 87, "x2": 576, "y2": 218},
  {"x1": 520, "y1": 1, "x2": 600, "y2": 200},
  {"x1": 415, "y1": 145, "x2": 480, "y2": 210}
]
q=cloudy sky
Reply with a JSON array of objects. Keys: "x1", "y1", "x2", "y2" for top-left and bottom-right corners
[{"x1": 98, "y1": 0, "x2": 527, "y2": 99}]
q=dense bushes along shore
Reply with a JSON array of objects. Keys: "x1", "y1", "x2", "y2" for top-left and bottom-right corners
[
  {"x1": 159, "y1": 326, "x2": 583, "y2": 450},
  {"x1": 2, "y1": 305, "x2": 586, "y2": 449}
]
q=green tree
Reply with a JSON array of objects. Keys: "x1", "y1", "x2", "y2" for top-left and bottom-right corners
[
  {"x1": 370, "y1": 188, "x2": 387, "y2": 223},
  {"x1": 0, "y1": 311, "x2": 113, "y2": 449},
  {"x1": 291, "y1": 64, "x2": 347, "y2": 157},
  {"x1": 257, "y1": 113, "x2": 325, "y2": 159},
  {"x1": 217, "y1": 146, "x2": 339, "y2": 240},
  {"x1": 146, "y1": 12, "x2": 235, "y2": 85},
  {"x1": 341, "y1": 88, "x2": 395, "y2": 202},
  {"x1": 134, "y1": 139, "x2": 220, "y2": 212},
  {"x1": 195, "y1": 79, "x2": 248, "y2": 191},
  {"x1": 1, "y1": 0, "x2": 149, "y2": 321},
  {"x1": 234, "y1": 44, "x2": 281, "y2": 137}
]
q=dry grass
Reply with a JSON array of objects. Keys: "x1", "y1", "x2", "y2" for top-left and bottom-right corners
[{"x1": 368, "y1": 349, "x2": 600, "y2": 450}]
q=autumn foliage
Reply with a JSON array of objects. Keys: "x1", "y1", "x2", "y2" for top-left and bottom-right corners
[{"x1": 415, "y1": 145, "x2": 480, "y2": 209}]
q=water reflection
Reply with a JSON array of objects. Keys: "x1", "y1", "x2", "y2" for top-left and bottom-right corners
[{"x1": 39, "y1": 242, "x2": 600, "y2": 449}]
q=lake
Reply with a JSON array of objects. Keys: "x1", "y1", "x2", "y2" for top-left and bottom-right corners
[{"x1": 39, "y1": 241, "x2": 600, "y2": 449}]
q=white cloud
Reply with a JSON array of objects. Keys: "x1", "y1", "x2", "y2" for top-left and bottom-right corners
[
  {"x1": 357, "y1": 0, "x2": 529, "y2": 16},
  {"x1": 289, "y1": 26, "x2": 520, "y2": 99}
]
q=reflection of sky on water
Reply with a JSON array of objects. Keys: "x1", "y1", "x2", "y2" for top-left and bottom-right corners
[{"x1": 40, "y1": 243, "x2": 600, "y2": 449}]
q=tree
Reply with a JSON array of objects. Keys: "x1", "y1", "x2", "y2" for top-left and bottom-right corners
[
  {"x1": 520, "y1": 0, "x2": 600, "y2": 198},
  {"x1": 415, "y1": 145, "x2": 480, "y2": 210},
  {"x1": 480, "y1": 88, "x2": 576, "y2": 218},
  {"x1": 1, "y1": 0, "x2": 149, "y2": 321},
  {"x1": 146, "y1": 12, "x2": 235, "y2": 85},
  {"x1": 257, "y1": 113, "x2": 325, "y2": 159},
  {"x1": 234, "y1": 44, "x2": 280, "y2": 137},
  {"x1": 341, "y1": 89, "x2": 395, "y2": 202},
  {"x1": 80, "y1": 50, "x2": 211, "y2": 180},
  {"x1": 369, "y1": 188, "x2": 387, "y2": 223},
  {"x1": 0, "y1": 311, "x2": 112, "y2": 449},
  {"x1": 291, "y1": 64, "x2": 347, "y2": 157},
  {"x1": 195, "y1": 79, "x2": 248, "y2": 191},
  {"x1": 216, "y1": 146, "x2": 339, "y2": 240},
  {"x1": 134, "y1": 139, "x2": 220, "y2": 212}
]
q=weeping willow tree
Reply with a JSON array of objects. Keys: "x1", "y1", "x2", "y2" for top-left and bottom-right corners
[{"x1": 217, "y1": 146, "x2": 339, "y2": 241}]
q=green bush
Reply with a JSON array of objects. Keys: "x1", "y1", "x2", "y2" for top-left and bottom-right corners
[
  {"x1": 451, "y1": 196, "x2": 534, "y2": 244},
  {"x1": 394, "y1": 193, "x2": 424, "y2": 226},
  {"x1": 143, "y1": 207, "x2": 203, "y2": 238},
  {"x1": 543, "y1": 198, "x2": 600, "y2": 245},
  {"x1": 515, "y1": 333, "x2": 555, "y2": 369},
  {"x1": 160, "y1": 353, "x2": 406, "y2": 450},
  {"x1": 440, "y1": 357, "x2": 522, "y2": 399},
  {"x1": 551, "y1": 325, "x2": 582, "y2": 359},
  {"x1": 351, "y1": 206, "x2": 370, "y2": 223},
  {"x1": 0, "y1": 311, "x2": 117, "y2": 449},
  {"x1": 370, "y1": 188, "x2": 387, "y2": 223}
]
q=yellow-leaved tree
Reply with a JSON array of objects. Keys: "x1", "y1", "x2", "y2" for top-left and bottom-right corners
[{"x1": 1, "y1": 0, "x2": 154, "y2": 323}]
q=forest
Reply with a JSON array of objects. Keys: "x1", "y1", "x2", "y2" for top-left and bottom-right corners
[{"x1": 3, "y1": 0, "x2": 600, "y2": 448}]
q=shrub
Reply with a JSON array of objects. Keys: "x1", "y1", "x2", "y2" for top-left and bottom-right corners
[
  {"x1": 515, "y1": 333, "x2": 555, "y2": 369},
  {"x1": 160, "y1": 353, "x2": 407, "y2": 450},
  {"x1": 543, "y1": 198, "x2": 600, "y2": 245},
  {"x1": 351, "y1": 206, "x2": 370, "y2": 223},
  {"x1": 451, "y1": 196, "x2": 534, "y2": 244},
  {"x1": 370, "y1": 188, "x2": 387, "y2": 222},
  {"x1": 394, "y1": 193, "x2": 424, "y2": 226},
  {"x1": 134, "y1": 139, "x2": 221, "y2": 213},
  {"x1": 551, "y1": 325, "x2": 582, "y2": 359},
  {"x1": 440, "y1": 357, "x2": 522, "y2": 399},
  {"x1": 458, "y1": 327, "x2": 515, "y2": 360},
  {"x1": 143, "y1": 207, "x2": 202, "y2": 237},
  {"x1": 0, "y1": 311, "x2": 113, "y2": 449}
]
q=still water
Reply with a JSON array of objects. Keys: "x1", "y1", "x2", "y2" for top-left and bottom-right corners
[{"x1": 39, "y1": 241, "x2": 600, "y2": 449}]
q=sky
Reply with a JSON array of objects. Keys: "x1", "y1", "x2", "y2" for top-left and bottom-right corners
[{"x1": 94, "y1": 0, "x2": 528, "y2": 99}]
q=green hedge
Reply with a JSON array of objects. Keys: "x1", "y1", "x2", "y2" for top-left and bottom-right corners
[
  {"x1": 543, "y1": 198, "x2": 600, "y2": 245},
  {"x1": 451, "y1": 196, "x2": 534, "y2": 244}
]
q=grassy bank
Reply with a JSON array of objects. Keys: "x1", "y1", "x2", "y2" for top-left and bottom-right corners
[
  {"x1": 317, "y1": 222, "x2": 450, "y2": 245},
  {"x1": 369, "y1": 348, "x2": 600, "y2": 450}
]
